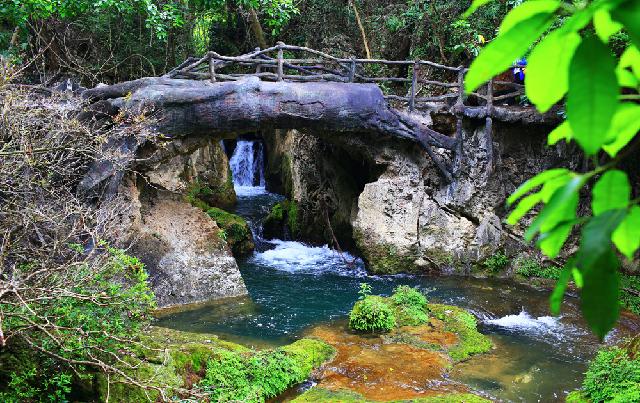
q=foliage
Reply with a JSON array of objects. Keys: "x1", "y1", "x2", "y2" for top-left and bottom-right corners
[
  {"x1": 391, "y1": 285, "x2": 429, "y2": 326},
  {"x1": 481, "y1": 251, "x2": 510, "y2": 273},
  {"x1": 206, "y1": 207, "x2": 254, "y2": 255},
  {"x1": 201, "y1": 338, "x2": 334, "y2": 402},
  {"x1": 581, "y1": 345, "x2": 640, "y2": 402},
  {"x1": 358, "y1": 282, "x2": 372, "y2": 299},
  {"x1": 514, "y1": 258, "x2": 562, "y2": 280},
  {"x1": 0, "y1": 367, "x2": 72, "y2": 403},
  {"x1": 620, "y1": 275, "x2": 640, "y2": 314},
  {"x1": 466, "y1": 0, "x2": 640, "y2": 339},
  {"x1": 349, "y1": 296, "x2": 396, "y2": 333}
]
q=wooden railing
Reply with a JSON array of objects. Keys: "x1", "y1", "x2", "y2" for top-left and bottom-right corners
[{"x1": 164, "y1": 42, "x2": 525, "y2": 113}]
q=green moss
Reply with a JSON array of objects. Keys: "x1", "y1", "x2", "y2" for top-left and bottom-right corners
[
  {"x1": 185, "y1": 179, "x2": 236, "y2": 211},
  {"x1": 96, "y1": 359, "x2": 182, "y2": 402},
  {"x1": 353, "y1": 230, "x2": 419, "y2": 274},
  {"x1": 390, "y1": 285, "x2": 429, "y2": 326},
  {"x1": 428, "y1": 304, "x2": 493, "y2": 362},
  {"x1": 206, "y1": 207, "x2": 254, "y2": 255},
  {"x1": 349, "y1": 295, "x2": 397, "y2": 333},
  {"x1": 201, "y1": 338, "x2": 335, "y2": 402},
  {"x1": 263, "y1": 199, "x2": 300, "y2": 239},
  {"x1": 291, "y1": 387, "x2": 491, "y2": 402}
]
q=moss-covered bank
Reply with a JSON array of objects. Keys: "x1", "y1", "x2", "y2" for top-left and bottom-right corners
[
  {"x1": 263, "y1": 199, "x2": 300, "y2": 239},
  {"x1": 292, "y1": 387, "x2": 491, "y2": 402},
  {"x1": 95, "y1": 326, "x2": 334, "y2": 402}
]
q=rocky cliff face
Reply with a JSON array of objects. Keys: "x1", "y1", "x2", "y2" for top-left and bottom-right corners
[
  {"x1": 263, "y1": 118, "x2": 581, "y2": 274},
  {"x1": 99, "y1": 135, "x2": 248, "y2": 308}
]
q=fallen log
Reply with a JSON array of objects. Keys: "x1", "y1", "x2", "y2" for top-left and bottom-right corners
[{"x1": 79, "y1": 77, "x2": 456, "y2": 194}]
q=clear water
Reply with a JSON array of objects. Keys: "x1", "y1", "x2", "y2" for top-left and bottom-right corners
[{"x1": 156, "y1": 140, "x2": 639, "y2": 402}]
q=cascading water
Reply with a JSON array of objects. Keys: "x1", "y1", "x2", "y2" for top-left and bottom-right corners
[
  {"x1": 229, "y1": 140, "x2": 266, "y2": 196},
  {"x1": 157, "y1": 136, "x2": 640, "y2": 402}
]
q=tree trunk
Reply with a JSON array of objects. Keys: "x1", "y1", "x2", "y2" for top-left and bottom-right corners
[
  {"x1": 248, "y1": 8, "x2": 267, "y2": 49},
  {"x1": 349, "y1": 0, "x2": 371, "y2": 59}
]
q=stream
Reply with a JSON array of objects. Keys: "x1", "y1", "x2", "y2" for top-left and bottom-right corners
[{"x1": 155, "y1": 140, "x2": 636, "y2": 402}]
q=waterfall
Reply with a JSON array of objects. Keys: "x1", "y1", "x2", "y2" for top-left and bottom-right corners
[{"x1": 229, "y1": 140, "x2": 265, "y2": 195}]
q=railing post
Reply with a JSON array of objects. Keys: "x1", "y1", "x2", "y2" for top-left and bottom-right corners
[
  {"x1": 409, "y1": 60, "x2": 418, "y2": 112},
  {"x1": 348, "y1": 57, "x2": 356, "y2": 82},
  {"x1": 209, "y1": 54, "x2": 216, "y2": 83},
  {"x1": 255, "y1": 47, "x2": 261, "y2": 74},
  {"x1": 276, "y1": 42, "x2": 284, "y2": 82}
]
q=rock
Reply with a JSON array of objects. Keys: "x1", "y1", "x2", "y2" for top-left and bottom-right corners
[
  {"x1": 103, "y1": 176, "x2": 247, "y2": 308},
  {"x1": 146, "y1": 137, "x2": 236, "y2": 209}
]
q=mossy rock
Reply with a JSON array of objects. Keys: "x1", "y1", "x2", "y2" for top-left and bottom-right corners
[
  {"x1": 186, "y1": 177, "x2": 236, "y2": 210},
  {"x1": 565, "y1": 390, "x2": 589, "y2": 403},
  {"x1": 206, "y1": 207, "x2": 254, "y2": 255},
  {"x1": 263, "y1": 199, "x2": 300, "y2": 239},
  {"x1": 352, "y1": 231, "x2": 420, "y2": 274},
  {"x1": 291, "y1": 387, "x2": 491, "y2": 402},
  {"x1": 428, "y1": 304, "x2": 493, "y2": 362}
]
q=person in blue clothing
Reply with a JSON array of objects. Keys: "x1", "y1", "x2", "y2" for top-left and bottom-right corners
[{"x1": 512, "y1": 58, "x2": 526, "y2": 85}]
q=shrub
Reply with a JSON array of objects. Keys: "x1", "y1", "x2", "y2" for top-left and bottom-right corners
[
  {"x1": 391, "y1": 285, "x2": 429, "y2": 326},
  {"x1": 349, "y1": 296, "x2": 396, "y2": 333},
  {"x1": 515, "y1": 258, "x2": 562, "y2": 279},
  {"x1": 582, "y1": 346, "x2": 640, "y2": 402},
  {"x1": 482, "y1": 251, "x2": 509, "y2": 273}
]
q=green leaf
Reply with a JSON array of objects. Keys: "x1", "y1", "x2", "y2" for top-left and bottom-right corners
[
  {"x1": 550, "y1": 258, "x2": 576, "y2": 315},
  {"x1": 591, "y1": 170, "x2": 631, "y2": 215},
  {"x1": 602, "y1": 103, "x2": 640, "y2": 157},
  {"x1": 507, "y1": 168, "x2": 570, "y2": 205},
  {"x1": 612, "y1": 205, "x2": 640, "y2": 259},
  {"x1": 572, "y1": 268, "x2": 584, "y2": 288},
  {"x1": 611, "y1": 0, "x2": 640, "y2": 49},
  {"x1": 538, "y1": 221, "x2": 574, "y2": 258},
  {"x1": 547, "y1": 121, "x2": 573, "y2": 145},
  {"x1": 593, "y1": 9, "x2": 623, "y2": 43},
  {"x1": 567, "y1": 36, "x2": 619, "y2": 155},
  {"x1": 499, "y1": 0, "x2": 560, "y2": 34},
  {"x1": 524, "y1": 175, "x2": 584, "y2": 241},
  {"x1": 507, "y1": 192, "x2": 542, "y2": 225},
  {"x1": 619, "y1": 45, "x2": 640, "y2": 78},
  {"x1": 580, "y1": 248, "x2": 620, "y2": 340},
  {"x1": 463, "y1": 0, "x2": 494, "y2": 18},
  {"x1": 539, "y1": 174, "x2": 572, "y2": 202},
  {"x1": 465, "y1": 13, "x2": 555, "y2": 92},
  {"x1": 526, "y1": 30, "x2": 581, "y2": 113},
  {"x1": 617, "y1": 68, "x2": 639, "y2": 88},
  {"x1": 577, "y1": 211, "x2": 626, "y2": 339}
]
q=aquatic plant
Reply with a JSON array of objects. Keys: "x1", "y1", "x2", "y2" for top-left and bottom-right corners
[{"x1": 349, "y1": 296, "x2": 397, "y2": 333}]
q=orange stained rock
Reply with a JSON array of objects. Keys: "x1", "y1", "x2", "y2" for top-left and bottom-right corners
[{"x1": 306, "y1": 325, "x2": 469, "y2": 401}]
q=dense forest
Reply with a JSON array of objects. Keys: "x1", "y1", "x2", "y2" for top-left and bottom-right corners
[{"x1": 1, "y1": 0, "x2": 639, "y2": 402}]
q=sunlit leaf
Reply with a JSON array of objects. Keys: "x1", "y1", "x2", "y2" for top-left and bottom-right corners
[
  {"x1": 592, "y1": 170, "x2": 630, "y2": 215},
  {"x1": 463, "y1": 0, "x2": 494, "y2": 18},
  {"x1": 612, "y1": 206, "x2": 640, "y2": 260},
  {"x1": 526, "y1": 29, "x2": 581, "y2": 113},
  {"x1": 538, "y1": 221, "x2": 574, "y2": 258},
  {"x1": 499, "y1": 0, "x2": 560, "y2": 34},
  {"x1": 619, "y1": 45, "x2": 640, "y2": 78},
  {"x1": 602, "y1": 103, "x2": 640, "y2": 157},
  {"x1": 572, "y1": 268, "x2": 583, "y2": 288},
  {"x1": 547, "y1": 121, "x2": 573, "y2": 146},
  {"x1": 524, "y1": 175, "x2": 584, "y2": 241},
  {"x1": 465, "y1": 13, "x2": 554, "y2": 92},
  {"x1": 507, "y1": 192, "x2": 542, "y2": 225},
  {"x1": 539, "y1": 174, "x2": 572, "y2": 203},
  {"x1": 593, "y1": 9, "x2": 622, "y2": 43},
  {"x1": 611, "y1": 0, "x2": 640, "y2": 49},
  {"x1": 617, "y1": 68, "x2": 639, "y2": 88},
  {"x1": 567, "y1": 36, "x2": 619, "y2": 155},
  {"x1": 507, "y1": 168, "x2": 570, "y2": 205}
]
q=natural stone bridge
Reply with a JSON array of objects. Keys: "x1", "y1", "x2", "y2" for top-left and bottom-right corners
[{"x1": 79, "y1": 43, "x2": 559, "y2": 195}]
